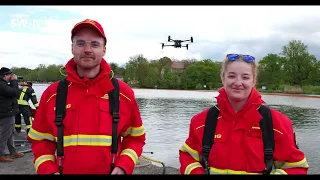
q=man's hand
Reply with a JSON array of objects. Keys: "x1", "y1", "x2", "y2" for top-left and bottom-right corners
[
  {"x1": 53, "y1": 172, "x2": 60, "y2": 175},
  {"x1": 10, "y1": 74, "x2": 17, "y2": 80},
  {"x1": 110, "y1": 167, "x2": 125, "y2": 175}
]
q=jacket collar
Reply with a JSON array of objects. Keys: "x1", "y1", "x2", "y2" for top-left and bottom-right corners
[
  {"x1": 215, "y1": 87, "x2": 265, "y2": 126},
  {"x1": 64, "y1": 58, "x2": 114, "y2": 97},
  {"x1": 64, "y1": 58, "x2": 112, "y2": 85}
]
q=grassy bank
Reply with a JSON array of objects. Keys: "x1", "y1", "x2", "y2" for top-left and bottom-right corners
[{"x1": 258, "y1": 85, "x2": 320, "y2": 95}]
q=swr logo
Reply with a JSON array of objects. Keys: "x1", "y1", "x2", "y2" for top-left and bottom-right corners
[
  {"x1": 53, "y1": 104, "x2": 71, "y2": 110},
  {"x1": 214, "y1": 134, "x2": 222, "y2": 139}
]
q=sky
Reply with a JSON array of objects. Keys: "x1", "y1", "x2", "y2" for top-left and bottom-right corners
[{"x1": 1, "y1": 5, "x2": 320, "y2": 69}]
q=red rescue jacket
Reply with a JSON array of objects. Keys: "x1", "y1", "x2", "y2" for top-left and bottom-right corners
[
  {"x1": 179, "y1": 88, "x2": 309, "y2": 174},
  {"x1": 28, "y1": 58, "x2": 146, "y2": 174}
]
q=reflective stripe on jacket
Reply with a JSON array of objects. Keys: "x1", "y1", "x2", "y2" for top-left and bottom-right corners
[{"x1": 18, "y1": 86, "x2": 39, "y2": 107}]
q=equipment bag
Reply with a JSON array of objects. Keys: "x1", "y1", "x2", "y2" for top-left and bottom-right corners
[
  {"x1": 55, "y1": 77, "x2": 120, "y2": 174},
  {"x1": 201, "y1": 104, "x2": 274, "y2": 175}
]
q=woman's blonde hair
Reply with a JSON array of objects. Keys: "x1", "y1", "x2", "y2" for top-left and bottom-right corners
[{"x1": 220, "y1": 57, "x2": 258, "y2": 84}]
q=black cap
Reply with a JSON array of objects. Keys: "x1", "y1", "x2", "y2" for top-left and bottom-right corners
[
  {"x1": 0, "y1": 67, "x2": 12, "y2": 76},
  {"x1": 27, "y1": 81, "x2": 33, "y2": 86}
]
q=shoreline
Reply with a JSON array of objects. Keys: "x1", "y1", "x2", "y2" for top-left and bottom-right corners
[
  {"x1": 33, "y1": 84, "x2": 320, "y2": 98},
  {"x1": 133, "y1": 88, "x2": 320, "y2": 98}
]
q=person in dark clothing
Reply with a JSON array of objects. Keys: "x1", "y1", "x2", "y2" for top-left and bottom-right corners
[
  {"x1": 15, "y1": 81, "x2": 39, "y2": 134},
  {"x1": 0, "y1": 67, "x2": 24, "y2": 163}
]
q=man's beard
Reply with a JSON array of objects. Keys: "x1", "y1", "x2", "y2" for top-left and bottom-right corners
[{"x1": 76, "y1": 56, "x2": 100, "y2": 69}]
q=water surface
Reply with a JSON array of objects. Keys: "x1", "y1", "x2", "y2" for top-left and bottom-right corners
[{"x1": 32, "y1": 85, "x2": 320, "y2": 174}]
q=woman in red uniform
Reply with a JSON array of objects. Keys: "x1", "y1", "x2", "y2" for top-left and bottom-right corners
[{"x1": 179, "y1": 54, "x2": 309, "y2": 175}]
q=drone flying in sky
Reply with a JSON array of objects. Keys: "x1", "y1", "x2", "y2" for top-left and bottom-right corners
[{"x1": 160, "y1": 35, "x2": 193, "y2": 50}]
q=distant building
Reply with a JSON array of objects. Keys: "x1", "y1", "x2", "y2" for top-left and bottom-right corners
[{"x1": 170, "y1": 61, "x2": 185, "y2": 72}]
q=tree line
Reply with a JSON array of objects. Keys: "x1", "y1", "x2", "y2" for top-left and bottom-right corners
[{"x1": 10, "y1": 40, "x2": 320, "y2": 94}]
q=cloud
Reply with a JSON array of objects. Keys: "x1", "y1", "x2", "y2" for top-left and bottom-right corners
[{"x1": 1, "y1": 5, "x2": 320, "y2": 69}]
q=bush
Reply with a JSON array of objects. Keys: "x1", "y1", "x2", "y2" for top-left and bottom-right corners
[
  {"x1": 302, "y1": 86, "x2": 320, "y2": 94},
  {"x1": 283, "y1": 85, "x2": 303, "y2": 94}
]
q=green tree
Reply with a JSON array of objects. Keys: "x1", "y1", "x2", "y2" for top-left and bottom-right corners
[
  {"x1": 258, "y1": 53, "x2": 286, "y2": 89},
  {"x1": 281, "y1": 40, "x2": 315, "y2": 86}
]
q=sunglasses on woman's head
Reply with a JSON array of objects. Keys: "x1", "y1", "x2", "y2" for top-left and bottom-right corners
[{"x1": 226, "y1": 54, "x2": 255, "y2": 63}]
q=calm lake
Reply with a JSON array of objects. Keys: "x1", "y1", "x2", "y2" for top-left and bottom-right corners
[{"x1": 32, "y1": 84, "x2": 320, "y2": 174}]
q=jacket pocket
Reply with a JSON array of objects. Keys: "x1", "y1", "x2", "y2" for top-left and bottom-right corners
[
  {"x1": 209, "y1": 131, "x2": 229, "y2": 169},
  {"x1": 99, "y1": 98, "x2": 112, "y2": 136},
  {"x1": 245, "y1": 128, "x2": 265, "y2": 172},
  {"x1": 46, "y1": 104, "x2": 78, "y2": 137}
]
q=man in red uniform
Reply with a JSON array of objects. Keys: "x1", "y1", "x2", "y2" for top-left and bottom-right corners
[{"x1": 27, "y1": 19, "x2": 146, "y2": 174}]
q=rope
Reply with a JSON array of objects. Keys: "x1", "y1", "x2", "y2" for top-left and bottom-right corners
[
  {"x1": 8, "y1": 139, "x2": 32, "y2": 156},
  {"x1": 59, "y1": 66, "x2": 67, "y2": 77},
  {"x1": 13, "y1": 116, "x2": 34, "y2": 155},
  {"x1": 141, "y1": 152, "x2": 166, "y2": 174},
  {"x1": 110, "y1": 70, "x2": 114, "y2": 79}
]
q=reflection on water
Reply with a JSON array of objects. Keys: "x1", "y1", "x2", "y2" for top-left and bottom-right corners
[
  {"x1": 267, "y1": 105, "x2": 320, "y2": 174},
  {"x1": 268, "y1": 104, "x2": 320, "y2": 129},
  {"x1": 32, "y1": 85, "x2": 320, "y2": 174}
]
